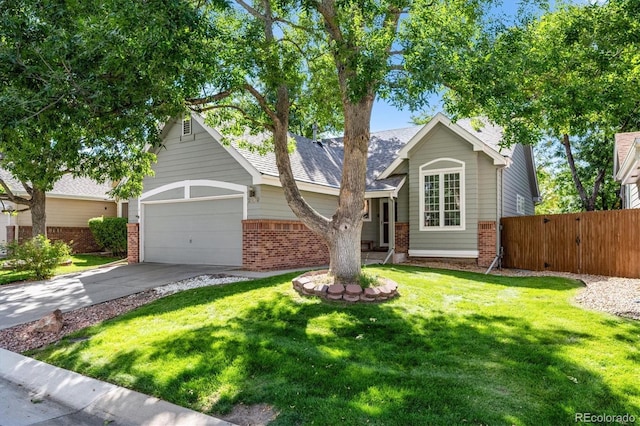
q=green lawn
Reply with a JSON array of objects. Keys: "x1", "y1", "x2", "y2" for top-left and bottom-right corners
[
  {"x1": 29, "y1": 266, "x2": 640, "y2": 425},
  {"x1": 0, "y1": 254, "x2": 123, "y2": 285}
]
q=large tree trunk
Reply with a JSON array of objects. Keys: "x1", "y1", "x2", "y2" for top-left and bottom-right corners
[
  {"x1": 30, "y1": 188, "x2": 47, "y2": 237},
  {"x1": 562, "y1": 134, "x2": 602, "y2": 211},
  {"x1": 325, "y1": 99, "x2": 373, "y2": 283},
  {"x1": 272, "y1": 86, "x2": 373, "y2": 284}
]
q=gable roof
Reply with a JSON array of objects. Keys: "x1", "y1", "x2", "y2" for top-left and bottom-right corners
[
  {"x1": 614, "y1": 132, "x2": 640, "y2": 184},
  {"x1": 0, "y1": 169, "x2": 114, "y2": 201},
  {"x1": 379, "y1": 113, "x2": 510, "y2": 179},
  {"x1": 191, "y1": 112, "x2": 533, "y2": 196}
]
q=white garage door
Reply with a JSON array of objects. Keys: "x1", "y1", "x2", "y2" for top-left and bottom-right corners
[{"x1": 143, "y1": 198, "x2": 242, "y2": 266}]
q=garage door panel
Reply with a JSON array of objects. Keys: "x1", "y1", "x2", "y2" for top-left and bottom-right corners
[{"x1": 143, "y1": 199, "x2": 242, "y2": 266}]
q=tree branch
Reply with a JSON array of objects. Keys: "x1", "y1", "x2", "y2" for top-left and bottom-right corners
[
  {"x1": 561, "y1": 134, "x2": 591, "y2": 210},
  {"x1": 187, "y1": 91, "x2": 233, "y2": 106},
  {"x1": 244, "y1": 83, "x2": 279, "y2": 124},
  {"x1": 234, "y1": 0, "x2": 266, "y2": 21},
  {"x1": 0, "y1": 179, "x2": 32, "y2": 206},
  {"x1": 196, "y1": 103, "x2": 273, "y2": 131},
  {"x1": 317, "y1": 0, "x2": 343, "y2": 44},
  {"x1": 20, "y1": 95, "x2": 66, "y2": 123}
]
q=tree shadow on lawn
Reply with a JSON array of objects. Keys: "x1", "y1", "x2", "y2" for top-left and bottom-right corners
[
  {"x1": 36, "y1": 273, "x2": 640, "y2": 426},
  {"x1": 381, "y1": 264, "x2": 585, "y2": 291}
]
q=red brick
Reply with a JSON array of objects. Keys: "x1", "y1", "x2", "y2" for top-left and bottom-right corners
[
  {"x1": 242, "y1": 219, "x2": 330, "y2": 271},
  {"x1": 127, "y1": 223, "x2": 139, "y2": 264},
  {"x1": 477, "y1": 221, "x2": 497, "y2": 268},
  {"x1": 6, "y1": 225, "x2": 101, "y2": 254},
  {"x1": 394, "y1": 222, "x2": 409, "y2": 254}
]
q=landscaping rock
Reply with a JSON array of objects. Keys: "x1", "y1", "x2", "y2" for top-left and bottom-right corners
[
  {"x1": 292, "y1": 272, "x2": 399, "y2": 304},
  {"x1": 292, "y1": 279, "x2": 303, "y2": 290},
  {"x1": 364, "y1": 287, "x2": 380, "y2": 298},
  {"x1": 302, "y1": 282, "x2": 317, "y2": 295},
  {"x1": 314, "y1": 284, "x2": 328, "y2": 296},
  {"x1": 32, "y1": 309, "x2": 64, "y2": 334},
  {"x1": 293, "y1": 276, "x2": 311, "y2": 290},
  {"x1": 343, "y1": 294, "x2": 360, "y2": 302},
  {"x1": 345, "y1": 284, "x2": 363, "y2": 296},
  {"x1": 359, "y1": 294, "x2": 376, "y2": 302},
  {"x1": 327, "y1": 284, "x2": 345, "y2": 295},
  {"x1": 384, "y1": 280, "x2": 398, "y2": 292},
  {"x1": 377, "y1": 285, "x2": 392, "y2": 297}
]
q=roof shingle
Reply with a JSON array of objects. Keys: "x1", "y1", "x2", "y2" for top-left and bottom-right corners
[
  {"x1": 0, "y1": 169, "x2": 113, "y2": 200},
  {"x1": 215, "y1": 114, "x2": 511, "y2": 193}
]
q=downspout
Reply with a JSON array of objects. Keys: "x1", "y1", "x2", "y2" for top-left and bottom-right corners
[
  {"x1": 497, "y1": 167, "x2": 502, "y2": 256},
  {"x1": 383, "y1": 195, "x2": 395, "y2": 264},
  {"x1": 485, "y1": 167, "x2": 503, "y2": 274}
]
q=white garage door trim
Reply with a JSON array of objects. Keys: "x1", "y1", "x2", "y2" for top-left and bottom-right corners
[{"x1": 139, "y1": 180, "x2": 247, "y2": 263}]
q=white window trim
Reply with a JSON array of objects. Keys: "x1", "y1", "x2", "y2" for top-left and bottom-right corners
[
  {"x1": 419, "y1": 158, "x2": 466, "y2": 231},
  {"x1": 516, "y1": 194, "x2": 525, "y2": 215}
]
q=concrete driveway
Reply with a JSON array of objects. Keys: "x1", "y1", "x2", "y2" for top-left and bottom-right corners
[{"x1": 0, "y1": 262, "x2": 235, "y2": 330}]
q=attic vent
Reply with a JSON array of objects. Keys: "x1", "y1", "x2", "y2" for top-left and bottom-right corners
[{"x1": 182, "y1": 114, "x2": 192, "y2": 136}]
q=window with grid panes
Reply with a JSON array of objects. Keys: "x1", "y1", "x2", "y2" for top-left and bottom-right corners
[{"x1": 419, "y1": 160, "x2": 465, "y2": 231}]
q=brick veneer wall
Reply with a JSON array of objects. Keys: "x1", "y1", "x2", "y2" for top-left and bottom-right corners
[
  {"x1": 395, "y1": 222, "x2": 409, "y2": 254},
  {"x1": 477, "y1": 221, "x2": 497, "y2": 267},
  {"x1": 243, "y1": 219, "x2": 330, "y2": 271},
  {"x1": 6, "y1": 226, "x2": 15, "y2": 245},
  {"x1": 6, "y1": 226, "x2": 100, "y2": 253},
  {"x1": 127, "y1": 223, "x2": 139, "y2": 264}
]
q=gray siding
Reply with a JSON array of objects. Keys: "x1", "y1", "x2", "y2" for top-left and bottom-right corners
[
  {"x1": 130, "y1": 118, "x2": 253, "y2": 222},
  {"x1": 148, "y1": 118, "x2": 252, "y2": 189},
  {"x1": 396, "y1": 181, "x2": 409, "y2": 222},
  {"x1": 361, "y1": 199, "x2": 379, "y2": 242},
  {"x1": 477, "y1": 154, "x2": 499, "y2": 221},
  {"x1": 502, "y1": 144, "x2": 536, "y2": 217},
  {"x1": 408, "y1": 123, "x2": 480, "y2": 252},
  {"x1": 252, "y1": 185, "x2": 338, "y2": 220}
]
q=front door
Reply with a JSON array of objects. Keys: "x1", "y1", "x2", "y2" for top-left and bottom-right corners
[{"x1": 380, "y1": 199, "x2": 389, "y2": 247}]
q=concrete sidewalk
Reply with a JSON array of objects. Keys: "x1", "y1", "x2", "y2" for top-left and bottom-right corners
[{"x1": 0, "y1": 348, "x2": 234, "y2": 426}]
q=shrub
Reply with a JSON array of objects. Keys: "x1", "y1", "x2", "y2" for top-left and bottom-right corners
[
  {"x1": 358, "y1": 271, "x2": 379, "y2": 288},
  {"x1": 6, "y1": 235, "x2": 71, "y2": 280},
  {"x1": 88, "y1": 217, "x2": 128, "y2": 256}
]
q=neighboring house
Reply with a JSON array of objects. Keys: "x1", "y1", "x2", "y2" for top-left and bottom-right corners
[
  {"x1": 614, "y1": 132, "x2": 640, "y2": 209},
  {"x1": 0, "y1": 170, "x2": 122, "y2": 252},
  {"x1": 127, "y1": 112, "x2": 539, "y2": 270}
]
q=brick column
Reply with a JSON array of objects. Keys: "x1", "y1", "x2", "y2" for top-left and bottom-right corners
[
  {"x1": 6, "y1": 226, "x2": 15, "y2": 244},
  {"x1": 394, "y1": 223, "x2": 409, "y2": 254},
  {"x1": 478, "y1": 221, "x2": 497, "y2": 267},
  {"x1": 127, "y1": 223, "x2": 139, "y2": 264}
]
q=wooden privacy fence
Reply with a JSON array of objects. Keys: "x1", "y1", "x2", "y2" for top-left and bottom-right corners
[{"x1": 501, "y1": 210, "x2": 640, "y2": 278}]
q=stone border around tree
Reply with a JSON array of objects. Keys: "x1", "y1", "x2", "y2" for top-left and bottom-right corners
[{"x1": 292, "y1": 270, "x2": 399, "y2": 303}]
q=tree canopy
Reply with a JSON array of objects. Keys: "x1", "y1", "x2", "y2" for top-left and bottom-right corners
[
  {"x1": 443, "y1": 0, "x2": 640, "y2": 210},
  {"x1": 0, "y1": 0, "x2": 214, "y2": 234},
  {"x1": 191, "y1": 0, "x2": 505, "y2": 282}
]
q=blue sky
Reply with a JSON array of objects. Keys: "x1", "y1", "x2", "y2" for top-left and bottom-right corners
[{"x1": 370, "y1": 0, "x2": 574, "y2": 131}]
